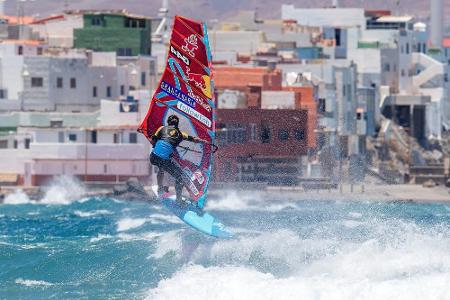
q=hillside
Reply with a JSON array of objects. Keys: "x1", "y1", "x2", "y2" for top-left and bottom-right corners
[{"x1": 4, "y1": 0, "x2": 450, "y2": 27}]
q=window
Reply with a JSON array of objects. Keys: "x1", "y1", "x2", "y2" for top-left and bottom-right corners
[
  {"x1": 318, "y1": 98, "x2": 326, "y2": 113},
  {"x1": 0, "y1": 140, "x2": 7, "y2": 148},
  {"x1": 139, "y1": 20, "x2": 146, "y2": 28},
  {"x1": 70, "y1": 78, "x2": 76, "y2": 89},
  {"x1": 401, "y1": 69, "x2": 405, "y2": 77},
  {"x1": 31, "y1": 77, "x2": 43, "y2": 87},
  {"x1": 129, "y1": 132, "x2": 137, "y2": 144},
  {"x1": 141, "y1": 72, "x2": 146, "y2": 86},
  {"x1": 92, "y1": 86, "x2": 97, "y2": 97},
  {"x1": 335, "y1": 28, "x2": 341, "y2": 47},
  {"x1": 68, "y1": 134, "x2": 77, "y2": 142},
  {"x1": 106, "y1": 86, "x2": 112, "y2": 98},
  {"x1": 50, "y1": 120, "x2": 63, "y2": 127},
  {"x1": 383, "y1": 63, "x2": 390, "y2": 72},
  {"x1": 294, "y1": 129, "x2": 305, "y2": 141},
  {"x1": 278, "y1": 129, "x2": 289, "y2": 141},
  {"x1": 417, "y1": 43, "x2": 421, "y2": 53},
  {"x1": 57, "y1": 77, "x2": 63, "y2": 88},
  {"x1": 24, "y1": 138, "x2": 31, "y2": 149},
  {"x1": 120, "y1": 85, "x2": 125, "y2": 96},
  {"x1": 216, "y1": 123, "x2": 247, "y2": 145},
  {"x1": 13, "y1": 140, "x2": 18, "y2": 149},
  {"x1": 406, "y1": 43, "x2": 409, "y2": 54},
  {"x1": 261, "y1": 123, "x2": 271, "y2": 144},
  {"x1": 113, "y1": 133, "x2": 119, "y2": 144},
  {"x1": 117, "y1": 48, "x2": 132, "y2": 56},
  {"x1": 37, "y1": 47, "x2": 43, "y2": 55},
  {"x1": 0, "y1": 89, "x2": 7, "y2": 99},
  {"x1": 18, "y1": 46, "x2": 23, "y2": 55},
  {"x1": 103, "y1": 164, "x2": 107, "y2": 173},
  {"x1": 129, "y1": 85, "x2": 136, "y2": 91},
  {"x1": 91, "y1": 131, "x2": 97, "y2": 144},
  {"x1": 91, "y1": 16, "x2": 102, "y2": 26}
]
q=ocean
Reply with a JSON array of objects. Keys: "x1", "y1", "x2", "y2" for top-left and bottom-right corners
[{"x1": 1, "y1": 177, "x2": 450, "y2": 300}]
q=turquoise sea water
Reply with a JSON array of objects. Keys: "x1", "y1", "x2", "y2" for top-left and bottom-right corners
[{"x1": 1, "y1": 180, "x2": 450, "y2": 299}]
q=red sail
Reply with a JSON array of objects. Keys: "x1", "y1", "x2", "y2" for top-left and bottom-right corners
[{"x1": 138, "y1": 16, "x2": 215, "y2": 208}]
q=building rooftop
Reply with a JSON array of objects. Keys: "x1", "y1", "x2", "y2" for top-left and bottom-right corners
[
  {"x1": 0, "y1": 15, "x2": 36, "y2": 25},
  {"x1": 375, "y1": 16, "x2": 413, "y2": 23},
  {"x1": 1, "y1": 39, "x2": 43, "y2": 46},
  {"x1": 215, "y1": 66, "x2": 282, "y2": 89},
  {"x1": 65, "y1": 9, "x2": 149, "y2": 20},
  {"x1": 31, "y1": 14, "x2": 65, "y2": 25}
]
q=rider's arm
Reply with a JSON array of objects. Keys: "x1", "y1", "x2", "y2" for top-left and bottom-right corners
[
  {"x1": 182, "y1": 132, "x2": 207, "y2": 144},
  {"x1": 151, "y1": 126, "x2": 163, "y2": 145}
]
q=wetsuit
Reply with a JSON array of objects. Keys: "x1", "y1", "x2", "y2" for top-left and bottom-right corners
[{"x1": 150, "y1": 125, "x2": 197, "y2": 200}]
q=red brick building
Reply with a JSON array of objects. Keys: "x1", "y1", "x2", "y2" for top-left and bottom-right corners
[{"x1": 214, "y1": 108, "x2": 308, "y2": 183}]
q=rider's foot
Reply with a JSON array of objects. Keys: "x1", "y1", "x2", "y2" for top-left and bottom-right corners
[{"x1": 157, "y1": 186, "x2": 169, "y2": 195}]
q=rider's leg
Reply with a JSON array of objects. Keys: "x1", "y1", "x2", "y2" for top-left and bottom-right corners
[{"x1": 157, "y1": 168, "x2": 165, "y2": 194}]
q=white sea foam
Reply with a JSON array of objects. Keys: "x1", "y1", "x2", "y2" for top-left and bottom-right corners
[
  {"x1": 146, "y1": 264, "x2": 450, "y2": 300},
  {"x1": 90, "y1": 234, "x2": 113, "y2": 243},
  {"x1": 342, "y1": 219, "x2": 364, "y2": 228},
  {"x1": 3, "y1": 190, "x2": 32, "y2": 204},
  {"x1": 349, "y1": 211, "x2": 363, "y2": 218},
  {"x1": 149, "y1": 230, "x2": 182, "y2": 259},
  {"x1": 207, "y1": 191, "x2": 296, "y2": 212},
  {"x1": 40, "y1": 176, "x2": 85, "y2": 205},
  {"x1": 15, "y1": 278, "x2": 54, "y2": 287},
  {"x1": 149, "y1": 213, "x2": 182, "y2": 225},
  {"x1": 116, "y1": 218, "x2": 148, "y2": 232},
  {"x1": 74, "y1": 210, "x2": 112, "y2": 218},
  {"x1": 146, "y1": 218, "x2": 450, "y2": 300},
  {"x1": 2, "y1": 176, "x2": 86, "y2": 206}
]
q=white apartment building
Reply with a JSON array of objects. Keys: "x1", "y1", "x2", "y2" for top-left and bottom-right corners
[
  {"x1": 0, "y1": 94, "x2": 152, "y2": 186},
  {"x1": 0, "y1": 43, "x2": 157, "y2": 112}
]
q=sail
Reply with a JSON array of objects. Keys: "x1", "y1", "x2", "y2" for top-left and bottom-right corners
[{"x1": 138, "y1": 15, "x2": 215, "y2": 208}]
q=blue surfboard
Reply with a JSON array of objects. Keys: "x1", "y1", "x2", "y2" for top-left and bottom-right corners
[{"x1": 152, "y1": 187, "x2": 233, "y2": 238}]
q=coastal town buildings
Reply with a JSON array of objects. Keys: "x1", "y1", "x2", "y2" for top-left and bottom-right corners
[{"x1": 0, "y1": 1, "x2": 449, "y2": 187}]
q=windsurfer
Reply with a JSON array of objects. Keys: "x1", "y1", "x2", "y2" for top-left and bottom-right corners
[{"x1": 150, "y1": 114, "x2": 207, "y2": 204}]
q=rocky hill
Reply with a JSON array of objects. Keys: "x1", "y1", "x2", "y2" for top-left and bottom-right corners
[{"x1": 5, "y1": 0, "x2": 450, "y2": 26}]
